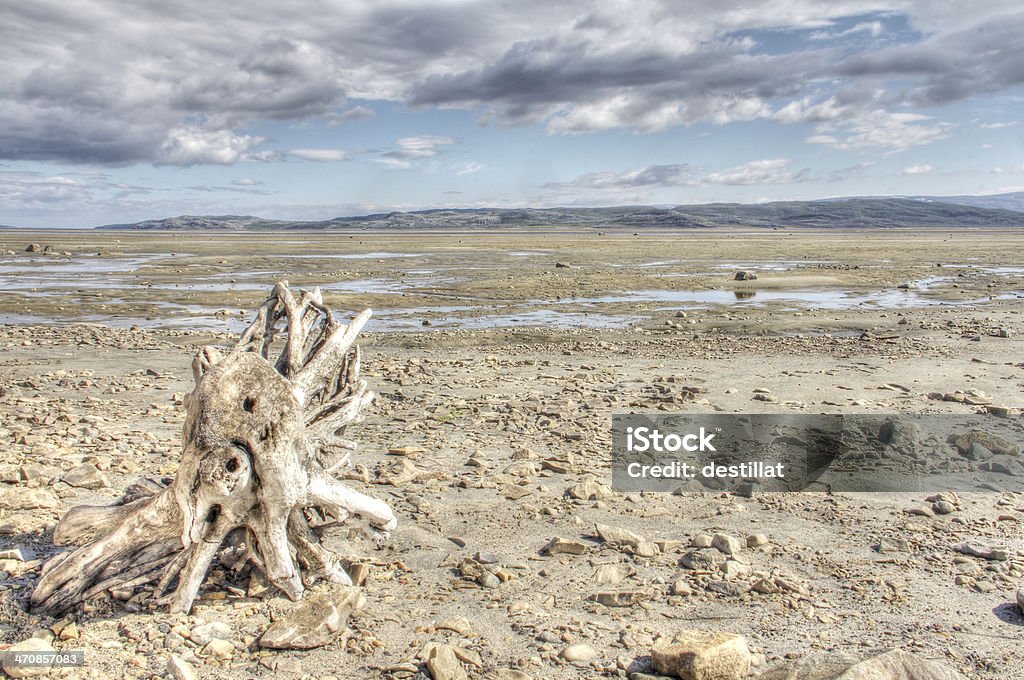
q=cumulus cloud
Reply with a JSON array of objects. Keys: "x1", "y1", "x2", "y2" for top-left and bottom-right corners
[
  {"x1": 0, "y1": 170, "x2": 172, "y2": 225},
  {"x1": 0, "y1": 171, "x2": 107, "y2": 208},
  {"x1": 287, "y1": 148, "x2": 348, "y2": 162},
  {"x1": 157, "y1": 126, "x2": 267, "y2": 166},
  {"x1": 805, "y1": 110, "x2": 951, "y2": 153},
  {"x1": 899, "y1": 163, "x2": 933, "y2": 175},
  {"x1": 0, "y1": 1, "x2": 1022, "y2": 166},
  {"x1": 374, "y1": 135, "x2": 457, "y2": 169},
  {"x1": 705, "y1": 159, "x2": 807, "y2": 185}
]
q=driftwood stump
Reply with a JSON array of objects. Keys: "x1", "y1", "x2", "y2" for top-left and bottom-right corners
[{"x1": 31, "y1": 282, "x2": 396, "y2": 615}]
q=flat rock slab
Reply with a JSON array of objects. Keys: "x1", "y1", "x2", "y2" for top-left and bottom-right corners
[
  {"x1": 651, "y1": 629, "x2": 751, "y2": 680},
  {"x1": 595, "y1": 522, "x2": 643, "y2": 549},
  {"x1": 259, "y1": 586, "x2": 365, "y2": 650},
  {"x1": 591, "y1": 590, "x2": 648, "y2": 607},
  {"x1": 0, "y1": 488, "x2": 58, "y2": 511},
  {"x1": 953, "y1": 542, "x2": 1009, "y2": 561},
  {"x1": 2, "y1": 638, "x2": 56, "y2": 678},
  {"x1": 543, "y1": 536, "x2": 588, "y2": 555},
  {"x1": 60, "y1": 462, "x2": 109, "y2": 489}
]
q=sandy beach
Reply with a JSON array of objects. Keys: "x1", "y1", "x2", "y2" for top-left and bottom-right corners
[{"x1": 1, "y1": 228, "x2": 1022, "y2": 679}]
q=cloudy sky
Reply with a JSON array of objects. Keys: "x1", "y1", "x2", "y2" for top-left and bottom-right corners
[{"x1": 1, "y1": 0, "x2": 1022, "y2": 227}]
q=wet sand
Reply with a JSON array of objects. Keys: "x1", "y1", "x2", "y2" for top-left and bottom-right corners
[{"x1": 0, "y1": 228, "x2": 1022, "y2": 679}]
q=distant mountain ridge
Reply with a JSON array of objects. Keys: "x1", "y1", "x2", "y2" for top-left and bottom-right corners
[
  {"x1": 908, "y1": 191, "x2": 1024, "y2": 212},
  {"x1": 95, "y1": 194, "x2": 1024, "y2": 231},
  {"x1": 98, "y1": 215, "x2": 288, "y2": 230}
]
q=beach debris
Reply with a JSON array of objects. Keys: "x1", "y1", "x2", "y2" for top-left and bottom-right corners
[{"x1": 31, "y1": 281, "x2": 395, "y2": 616}]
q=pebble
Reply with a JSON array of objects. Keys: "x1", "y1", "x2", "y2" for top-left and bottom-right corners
[
  {"x1": 594, "y1": 563, "x2": 634, "y2": 585},
  {"x1": 166, "y1": 655, "x2": 196, "y2": 680},
  {"x1": 495, "y1": 671, "x2": 532, "y2": 680},
  {"x1": 164, "y1": 632, "x2": 186, "y2": 651},
  {"x1": 591, "y1": 590, "x2": 647, "y2": 607},
  {"x1": 877, "y1": 538, "x2": 910, "y2": 554},
  {"x1": 721, "y1": 560, "x2": 753, "y2": 579},
  {"x1": 671, "y1": 581, "x2": 693, "y2": 596},
  {"x1": 746, "y1": 534, "x2": 769, "y2": 548},
  {"x1": 479, "y1": 572, "x2": 501, "y2": 589},
  {"x1": 680, "y1": 550, "x2": 726, "y2": 571},
  {"x1": 711, "y1": 533, "x2": 742, "y2": 556},
  {"x1": 277, "y1": 658, "x2": 303, "y2": 674},
  {"x1": 426, "y1": 644, "x2": 468, "y2": 680},
  {"x1": 188, "y1": 621, "x2": 231, "y2": 645},
  {"x1": 595, "y1": 522, "x2": 643, "y2": 550},
  {"x1": 560, "y1": 642, "x2": 598, "y2": 663},
  {"x1": 568, "y1": 479, "x2": 614, "y2": 500},
  {"x1": 202, "y1": 638, "x2": 235, "y2": 660},
  {"x1": 705, "y1": 579, "x2": 748, "y2": 597},
  {"x1": 434, "y1": 616, "x2": 474, "y2": 635},
  {"x1": 0, "y1": 548, "x2": 27, "y2": 562},
  {"x1": 474, "y1": 550, "x2": 501, "y2": 564},
  {"x1": 690, "y1": 534, "x2": 713, "y2": 548},
  {"x1": 60, "y1": 462, "x2": 109, "y2": 489},
  {"x1": 543, "y1": 537, "x2": 588, "y2": 555},
  {"x1": 752, "y1": 578, "x2": 781, "y2": 594}
]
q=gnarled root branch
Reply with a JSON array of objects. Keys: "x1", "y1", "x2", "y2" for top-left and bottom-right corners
[{"x1": 31, "y1": 282, "x2": 396, "y2": 616}]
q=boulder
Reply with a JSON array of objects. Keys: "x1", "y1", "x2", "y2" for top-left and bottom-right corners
[
  {"x1": 651, "y1": 629, "x2": 751, "y2": 679},
  {"x1": 759, "y1": 649, "x2": 967, "y2": 679}
]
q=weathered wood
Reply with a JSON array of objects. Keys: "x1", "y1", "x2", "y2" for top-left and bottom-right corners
[{"x1": 31, "y1": 282, "x2": 396, "y2": 615}]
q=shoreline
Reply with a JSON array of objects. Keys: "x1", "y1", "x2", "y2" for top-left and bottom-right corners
[{"x1": 0, "y1": 229, "x2": 1021, "y2": 678}]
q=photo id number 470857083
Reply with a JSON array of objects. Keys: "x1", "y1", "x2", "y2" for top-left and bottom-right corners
[{"x1": 1, "y1": 650, "x2": 85, "y2": 667}]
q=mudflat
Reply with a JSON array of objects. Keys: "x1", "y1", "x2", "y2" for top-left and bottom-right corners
[{"x1": 0, "y1": 228, "x2": 1022, "y2": 678}]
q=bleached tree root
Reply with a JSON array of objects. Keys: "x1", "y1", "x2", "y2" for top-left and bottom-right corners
[{"x1": 31, "y1": 282, "x2": 396, "y2": 616}]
